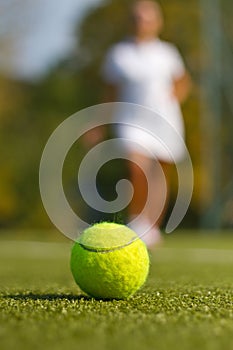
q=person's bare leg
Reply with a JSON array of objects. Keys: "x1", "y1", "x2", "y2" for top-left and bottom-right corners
[
  {"x1": 127, "y1": 153, "x2": 162, "y2": 247},
  {"x1": 127, "y1": 152, "x2": 151, "y2": 219},
  {"x1": 127, "y1": 155, "x2": 171, "y2": 248},
  {"x1": 147, "y1": 160, "x2": 171, "y2": 228}
]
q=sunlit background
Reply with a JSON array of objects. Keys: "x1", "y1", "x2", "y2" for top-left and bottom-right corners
[{"x1": 0, "y1": 0, "x2": 232, "y2": 231}]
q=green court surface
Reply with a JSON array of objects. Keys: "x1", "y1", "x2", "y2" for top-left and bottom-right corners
[{"x1": 0, "y1": 230, "x2": 233, "y2": 350}]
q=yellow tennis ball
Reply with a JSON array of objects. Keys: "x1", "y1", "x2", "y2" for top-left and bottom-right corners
[{"x1": 70, "y1": 222, "x2": 150, "y2": 299}]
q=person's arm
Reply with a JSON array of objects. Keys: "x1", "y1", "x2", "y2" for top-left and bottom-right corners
[
  {"x1": 172, "y1": 72, "x2": 192, "y2": 104},
  {"x1": 82, "y1": 48, "x2": 120, "y2": 148},
  {"x1": 82, "y1": 83, "x2": 118, "y2": 148},
  {"x1": 102, "y1": 82, "x2": 118, "y2": 103}
]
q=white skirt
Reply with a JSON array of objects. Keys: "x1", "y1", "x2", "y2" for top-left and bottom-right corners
[{"x1": 113, "y1": 103, "x2": 186, "y2": 163}]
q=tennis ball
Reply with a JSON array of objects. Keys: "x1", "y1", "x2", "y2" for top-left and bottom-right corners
[{"x1": 70, "y1": 222, "x2": 149, "y2": 299}]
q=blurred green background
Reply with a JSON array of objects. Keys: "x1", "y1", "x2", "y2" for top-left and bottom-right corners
[{"x1": 0, "y1": 0, "x2": 232, "y2": 231}]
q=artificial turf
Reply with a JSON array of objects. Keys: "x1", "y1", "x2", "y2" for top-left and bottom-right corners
[{"x1": 0, "y1": 230, "x2": 233, "y2": 350}]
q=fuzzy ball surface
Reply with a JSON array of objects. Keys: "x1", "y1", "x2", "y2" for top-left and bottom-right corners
[{"x1": 70, "y1": 222, "x2": 150, "y2": 299}]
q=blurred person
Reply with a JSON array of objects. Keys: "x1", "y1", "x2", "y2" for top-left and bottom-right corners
[{"x1": 100, "y1": 0, "x2": 191, "y2": 248}]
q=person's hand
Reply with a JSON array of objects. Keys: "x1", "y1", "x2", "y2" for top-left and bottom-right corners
[
  {"x1": 81, "y1": 126, "x2": 106, "y2": 148},
  {"x1": 172, "y1": 72, "x2": 192, "y2": 104}
]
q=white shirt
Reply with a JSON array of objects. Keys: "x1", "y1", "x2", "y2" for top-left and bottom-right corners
[{"x1": 102, "y1": 38, "x2": 187, "y2": 161}]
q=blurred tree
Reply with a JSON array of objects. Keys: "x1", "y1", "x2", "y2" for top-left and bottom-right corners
[
  {"x1": 0, "y1": 76, "x2": 29, "y2": 226},
  {"x1": 70, "y1": 0, "x2": 201, "y2": 225},
  {"x1": 0, "y1": 0, "x2": 231, "y2": 229},
  {"x1": 72, "y1": 0, "x2": 232, "y2": 228}
]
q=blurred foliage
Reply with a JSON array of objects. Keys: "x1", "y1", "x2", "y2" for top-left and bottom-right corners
[{"x1": 0, "y1": 0, "x2": 232, "y2": 229}]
